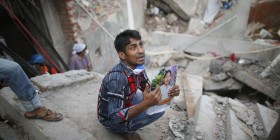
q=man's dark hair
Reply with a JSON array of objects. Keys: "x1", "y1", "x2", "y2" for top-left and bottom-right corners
[{"x1": 114, "y1": 29, "x2": 141, "y2": 53}]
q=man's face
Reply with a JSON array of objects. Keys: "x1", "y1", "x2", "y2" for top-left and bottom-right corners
[{"x1": 119, "y1": 38, "x2": 145, "y2": 69}]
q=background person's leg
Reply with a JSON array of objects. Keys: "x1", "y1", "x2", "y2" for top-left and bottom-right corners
[{"x1": 0, "y1": 58, "x2": 42, "y2": 111}]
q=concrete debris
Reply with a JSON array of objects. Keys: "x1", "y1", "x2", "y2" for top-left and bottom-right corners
[
  {"x1": 231, "y1": 65, "x2": 279, "y2": 100},
  {"x1": 192, "y1": 95, "x2": 218, "y2": 140},
  {"x1": 213, "y1": 98, "x2": 228, "y2": 140},
  {"x1": 31, "y1": 70, "x2": 103, "y2": 92},
  {"x1": 255, "y1": 103, "x2": 279, "y2": 135},
  {"x1": 203, "y1": 75, "x2": 242, "y2": 91},
  {"x1": 0, "y1": 120, "x2": 27, "y2": 140},
  {"x1": 145, "y1": 0, "x2": 189, "y2": 33},
  {"x1": 182, "y1": 73, "x2": 203, "y2": 118},
  {"x1": 167, "y1": 13, "x2": 179, "y2": 25},
  {"x1": 185, "y1": 54, "x2": 214, "y2": 76},
  {"x1": 209, "y1": 73, "x2": 228, "y2": 82},
  {"x1": 159, "y1": 0, "x2": 190, "y2": 21},
  {"x1": 169, "y1": 118, "x2": 194, "y2": 140},
  {"x1": 229, "y1": 99, "x2": 266, "y2": 139},
  {"x1": 145, "y1": 46, "x2": 174, "y2": 67},
  {"x1": 186, "y1": 18, "x2": 207, "y2": 36}
]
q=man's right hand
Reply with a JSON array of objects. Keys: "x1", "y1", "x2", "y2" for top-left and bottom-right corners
[
  {"x1": 142, "y1": 84, "x2": 162, "y2": 108},
  {"x1": 127, "y1": 84, "x2": 162, "y2": 120}
]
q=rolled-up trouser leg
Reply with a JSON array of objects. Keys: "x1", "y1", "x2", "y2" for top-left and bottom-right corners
[
  {"x1": 20, "y1": 92, "x2": 42, "y2": 112},
  {"x1": 0, "y1": 58, "x2": 42, "y2": 111}
]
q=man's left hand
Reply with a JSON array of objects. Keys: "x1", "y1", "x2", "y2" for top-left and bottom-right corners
[{"x1": 168, "y1": 84, "x2": 180, "y2": 97}]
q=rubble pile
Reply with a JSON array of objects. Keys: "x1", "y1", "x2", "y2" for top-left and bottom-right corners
[
  {"x1": 213, "y1": 98, "x2": 228, "y2": 140},
  {"x1": 146, "y1": 51, "x2": 280, "y2": 139},
  {"x1": 144, "y1": 0, "x2": 238, "y2": 35},
  {"x1": 74, "y1": 0, "x2": 120, "y2": 32},
  {"x1": 145, "y1": 8, "x2": 187, "y2": 33},
  {"x1": 246, "y1": 22, "x2": 280, "y2": 46}
]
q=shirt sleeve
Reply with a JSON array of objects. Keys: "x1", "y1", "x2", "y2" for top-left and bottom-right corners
[
  {"x1": 68, "y1": 55, "x2": 76, "y2": 70},
  {"x1": 105, "y1": 72, "x2": 131, "y2": 130},
  {"x1": 85, "y1": 55, "x2": 91, "y2": 66}
]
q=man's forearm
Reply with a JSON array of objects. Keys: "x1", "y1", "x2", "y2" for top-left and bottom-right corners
[{"x1": 127, "y1": 102, "x2": 149, "y2": 121}]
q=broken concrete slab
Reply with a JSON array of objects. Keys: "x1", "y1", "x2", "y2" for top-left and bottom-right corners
[
  {"x1": 229, "y1": 99, "x2": 266, "y2": 139},
  {"x1": 227, "y1": 109, "x2": 252, "y2": 140},
  {"x1": 227, "y1": 98, "x2": 259, "y2": 140},
  {"x1": 191, "y1": 95, "x2": 217, "y2": 140},
  {"x1": 31, "y1": 70, "x2": 103, "y2": 92},
  {"x1": 255, "y1": 103, "x2": 279, "y2": 136},
  {"x1": 0, "y1": 87, "x2": 96, "y2": 140},
  {"x1": 148, "y1": 31, "x2": 272, "y2": 61},
  {"x1": 172, "y1": 0, "x2": 199, "y2": 17},
  {"x1": 186, "y1": 18, "x2": 207, "y2": 35},
  {"x1": 181, "y1": 73, "x2": 203, "y2": 118},
  {"x1": 203, "y1": 77, "x2": 242, "y2": 91},
  {"x1": 160, "y1": 0, "x2": 190, "y2": 21},
  {"x1": 231, "y1": 70, "x2": 278, "y2": 100},
  {"x1": 0, "y1": 121, "x2": 25, "y2": 140},
  {"x1": 145, "y1": 46, "x2": 175, "y2": 67},
  {"x1": 185, "y1": 54, "x2": 214, "y2": 76}
]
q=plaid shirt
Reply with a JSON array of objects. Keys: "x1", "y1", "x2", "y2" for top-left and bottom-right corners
[{"x1": 97, "y1": 61, "x2": 150, "y2": 131}]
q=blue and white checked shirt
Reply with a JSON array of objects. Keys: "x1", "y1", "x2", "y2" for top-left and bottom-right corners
[{"x1": 97, "y1": 61, "x2": 150, "y2": 132}]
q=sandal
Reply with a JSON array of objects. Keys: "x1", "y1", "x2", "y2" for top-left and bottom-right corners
[{"x1": 24, "y1": 107, "x2": 63, "y2": 121}]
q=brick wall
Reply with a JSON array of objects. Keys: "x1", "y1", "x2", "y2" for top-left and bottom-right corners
[{"x1": 54, "y1": 0, "x2": 79, "y2": 43}]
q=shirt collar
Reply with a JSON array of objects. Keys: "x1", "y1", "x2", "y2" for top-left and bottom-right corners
[
  {"x1": 120, "y1": 61, "x2": 134, "y2": 77},
  {"x1": 120, "y1": 61, "x2": 145, "y2": 76}
]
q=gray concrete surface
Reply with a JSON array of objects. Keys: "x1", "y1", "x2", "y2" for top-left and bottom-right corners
[
  {"x1": 181, "y1": 73, "x2": 203, "y2": 118},
  {"x1": 203, "y1": 78, "x2": 242, "y2": 91},
  {"x1": 208, "y1": 0, "x2": 251, "y2": 41},
  {"x1": 0, "y1": 87, "x2": 96, "y2": 140},
  {"x1": 31, "y1": 70, "x2": 101, "y2": 92},
  {"x1": 256, "y1": 103, "x2": 279, "y2": 135},
  {"x1": 147, "y1": 31, "x2": 275, "y2": 61},
  {"x1": 191, "y1": 95, "x2": 217, "y2": 140},
  {"x1": 0, "y1": 121, "x2": 25, "y2": 140},
  {"x1": 231, "y1": 70, "x2": 278, "y2": 100},
  {"x1": 227, "y1": 109, "x2": 251, "y2": 140}
]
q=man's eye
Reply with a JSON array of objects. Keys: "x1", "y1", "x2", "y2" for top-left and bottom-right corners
[{"x1": 130, "y1": 45, "x2": 137, "y2": 50}]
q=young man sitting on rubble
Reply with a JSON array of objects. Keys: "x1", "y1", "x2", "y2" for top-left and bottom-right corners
[
  {"x1": 97, "y1": 30, "x2": 180, "y2": 138},
  {"x1": 0, "y1": 58, "x2": 63, "y2": 121}
]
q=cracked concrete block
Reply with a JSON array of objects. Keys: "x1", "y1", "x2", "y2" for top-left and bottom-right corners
[
  {"x1": 203, "y1": 77, "x2": 242, "y2": 91},
  {"x1": 31, "y1": 70, "x2": 102, "y2": 92},
  {"x1": 227, "y1": 109, "x2": 252, "y2": 140},
  {"x1": 192, "y1": 95, "x2": 217, "y2": 140},
  {"x1": 0, "y1": 87, "x2": 96, "y2": 140},
  {"x1": 231, "y1": 70, "x2": 277, "y2": 100},
  {"x1": 182, "y1": 73, "x2": 203, "y2": 118},
  {"x1": 256, "y1": 103, "x2": 279, "y2": 135}
]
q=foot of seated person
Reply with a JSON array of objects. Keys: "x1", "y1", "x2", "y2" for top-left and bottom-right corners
[{"x1": 24, "y1": 106, "x2": 63, "y2": 121}]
